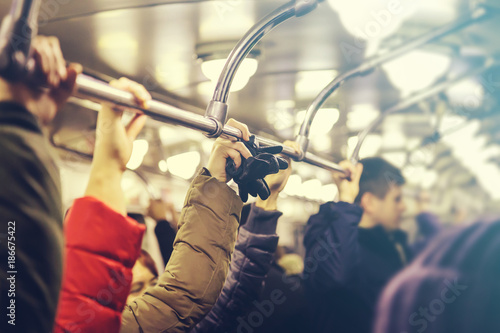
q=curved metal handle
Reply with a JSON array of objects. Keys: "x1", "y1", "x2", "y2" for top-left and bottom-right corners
[
  {"x1": 295, "y1": 6, "x2": 492, "y2": 160},
  {"x1": 350, "y1": 59, "x2": 497, "y2": 164},
  {"x1": 205, "y1": 0, "x2": 322, "y2": 137}
]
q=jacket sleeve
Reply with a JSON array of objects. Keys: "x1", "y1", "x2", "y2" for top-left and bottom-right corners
[
  {"x1": 0, "y1": 102, "x2": 64, "y2": 333},
  {"x1": 191, "y1": 203, "x2": 281, "y2": 333},
  {"x1": 120, "y1": 168, "x2": 243, "y2": 333},
  {"x1": 54, "y1": 197, "x2": 145, "y2": 333},
  {"x1": 303, "y1": 201, "x2": 363, "y2": 293}
]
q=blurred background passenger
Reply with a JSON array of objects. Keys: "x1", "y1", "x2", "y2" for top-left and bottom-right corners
[
  {"x1": 303, "y1": 158, "x2": 409, "y2": 333},
  {"x1": 126, "y1": 250, "x2": 159, "y2": 304},
  {"x1": 0, "y1": 36, "x2": 81, "y2": 333},
  {"x1": 375, "y1": 217, "x2": 500, "y2": 333}
]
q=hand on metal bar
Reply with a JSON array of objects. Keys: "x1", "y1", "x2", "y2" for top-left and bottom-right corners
[
  {"x1": 0, "y1": 35, "x2": 81, "y2": 125},
  {"x1": 225, "y1": 134, "x2": 289, "y2": 202}
]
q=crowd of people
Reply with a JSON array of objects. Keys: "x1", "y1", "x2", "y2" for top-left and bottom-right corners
[{"x1": 1, "y1": 35, "x2": 500, "y2": 333}]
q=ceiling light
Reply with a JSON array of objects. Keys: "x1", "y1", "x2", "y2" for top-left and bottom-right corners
[
  {"x1": 127, "y1": 140, "x2": 149, "y2": 170},
  {"x1": 327, "y1": 0, "x2": 413, "y2": 41},
  {"x1": 410, "y1": 0, "x2": 458, "y2": 23},
  {"x1": 97, "y1": 32, "x2": 139, "y2": 75},
  {"x1": 383, "y1": 50, "x2": 452, "y2": 97},
  {"x1": 167, "y1": 151, "x2": 201, "y2": 180}
]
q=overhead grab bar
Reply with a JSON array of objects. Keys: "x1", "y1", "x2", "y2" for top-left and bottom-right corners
[
  {"x1": 205, "y1": 0, "x2": 325, "y2": 138},
  {"x1": 350, "y1": 59, "x2": 497, "y2": 163},
  {"x1": 295, "y1": 6, "x2": 493, "y2": 166},
  {"x1": 0, "y1": 0, "x2": 346, "y2": 173}
]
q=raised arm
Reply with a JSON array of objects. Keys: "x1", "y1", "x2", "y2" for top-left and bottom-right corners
[
  {"x1": 190, "y1": 141, "x2": 298, "y2": 333},
  {"x1": 303, "y1": 161, "x2": 364, "y2": 292},
  {"x1": 0, "y1": 36, "x2": 80, "y2": 333},
  {"x1": 54, "y1": 78, "x2": 150, "y2": 333},
  {"x1": 121, "y1": 119, "x2": 253, "y2": 333}
]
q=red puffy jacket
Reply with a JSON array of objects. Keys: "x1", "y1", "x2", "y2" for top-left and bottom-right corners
[{"x1": 54, "y1": 197, "x2": 145, "y2": 333}]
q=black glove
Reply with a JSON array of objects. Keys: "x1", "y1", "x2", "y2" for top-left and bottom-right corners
[{"x1": 226, "y1": 135, "x2": 289, "y2": 202}]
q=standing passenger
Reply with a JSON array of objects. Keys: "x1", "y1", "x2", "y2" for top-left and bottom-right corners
[
  {"x1": 0, "y1": 36, "x2": 81, "y2": 333},
  {"x1": 303, "y1": 157, "x2": 409, "y2": 333}
]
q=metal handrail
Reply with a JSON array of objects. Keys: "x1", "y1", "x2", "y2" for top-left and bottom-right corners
[
  {"x1": 204, "y1": 0, "x2": 324, "y2": 137},
  {"x1": 350, "y1": 59, "x2": 497, "y2": 163},
  {"x1": 295, "y1": 6, "x2": 493, "y2": 167}
]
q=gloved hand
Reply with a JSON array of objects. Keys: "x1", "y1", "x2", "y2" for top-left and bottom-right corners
[{"x1": 226, "y1": 135, "x2": 289, "y2": 202}]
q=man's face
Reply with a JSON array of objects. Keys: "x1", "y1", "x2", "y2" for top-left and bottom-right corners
[{"x1": 370, "y1": 185, "x2": 406, "y2": 230}]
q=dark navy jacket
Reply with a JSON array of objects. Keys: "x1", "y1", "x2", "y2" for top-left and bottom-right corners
[
  {"x1": 191, "y1": 204, "x2": 281, "y2": 333},
  {"x1": 303, "y1": 201, "x2": 412, "y2": 333}
]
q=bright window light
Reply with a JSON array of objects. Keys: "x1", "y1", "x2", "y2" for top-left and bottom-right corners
[
  {"x1": 167, "y1": 151, "x2": 201, "y2": 180},
  {"x1": 347, "y1": 104, "x2": 380, "y2": 131},
  {"x1": 403, "y1": 165, "x2": 426, "y2": 185},
  {"x1": 382, "y1": 130, "x2": 406, "y2": 149},
  {"x1": 127, "y1": 140, "x2": 149, "y2": 170},
  {"x1": 383, "y1": 50, "x2": 452, "y2": 97},
  {"x1": 302, "y1": 179, "x2": 323, "y2": 201},
  {"x1": 311, "y1": 135, "x2": 332, "y2": 152},
  {"x1": 446, "y1": 79, "x2": 485, "y2": 110},
  {"x1": 439, "y1": 114, "x2": 467, "y2": 134},
  {"x1": 201, "y1": 58, "x2": 258, "y2": 92},
  {"x1": 382, "y1": 152, "x2": 407, "y2": 168},
  {"x1": 283, "y1": 174, "x2": 302, "y2": 196},
  {"x1": 296, "y1": 108, "x2": 340, "y2": 136},
  {"x1": 320, "y1": 184, "x2": 338, "y2": 202},
  {"x1": 158, "y1": 160, "x2": 168, "y2": 173},
  {"x1": 295, "y1": 70, "x2": 338, "y2": 99},
  {"x1": 441, "y1": 120, "x2": 500, "y2": 199},
  {"x1": 409, "y1": 149, "x2": 434, "y2": 166},
  {"x1": 268, "y1": 100, "x2": 295, "y2": 131},
  {"x1": 421, "y1": 169, "x2": 438, "y2": 189},
  {"x1": 348, "y1": 134, "x2": 382, "y2": 159}
]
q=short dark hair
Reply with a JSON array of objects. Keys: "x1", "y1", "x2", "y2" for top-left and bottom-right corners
[
  {"x1": 138, "y1": 249, "x2": 159, "y2": 278},
  {"x1": 354, "y1": 157, "x2": 405, "y2": 204}
]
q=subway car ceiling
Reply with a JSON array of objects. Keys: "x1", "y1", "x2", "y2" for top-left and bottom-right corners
[{"x1": 2, "y1": 0, "x2": 500, "y2": 217}]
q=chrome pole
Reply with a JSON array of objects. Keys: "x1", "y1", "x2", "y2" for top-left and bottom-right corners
[
  {"x1": 205, "y1": 0, "x2": 324, "y2": 137},
  {"x1": 75, "y1": 73, "x2": 345, "y2": 172},
  {"x1": 296, "y1": 6, "x2": 493, "y2": 159},
  {"x1": 350, "y1": 60, "x2": 497, "y2": 163}
]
